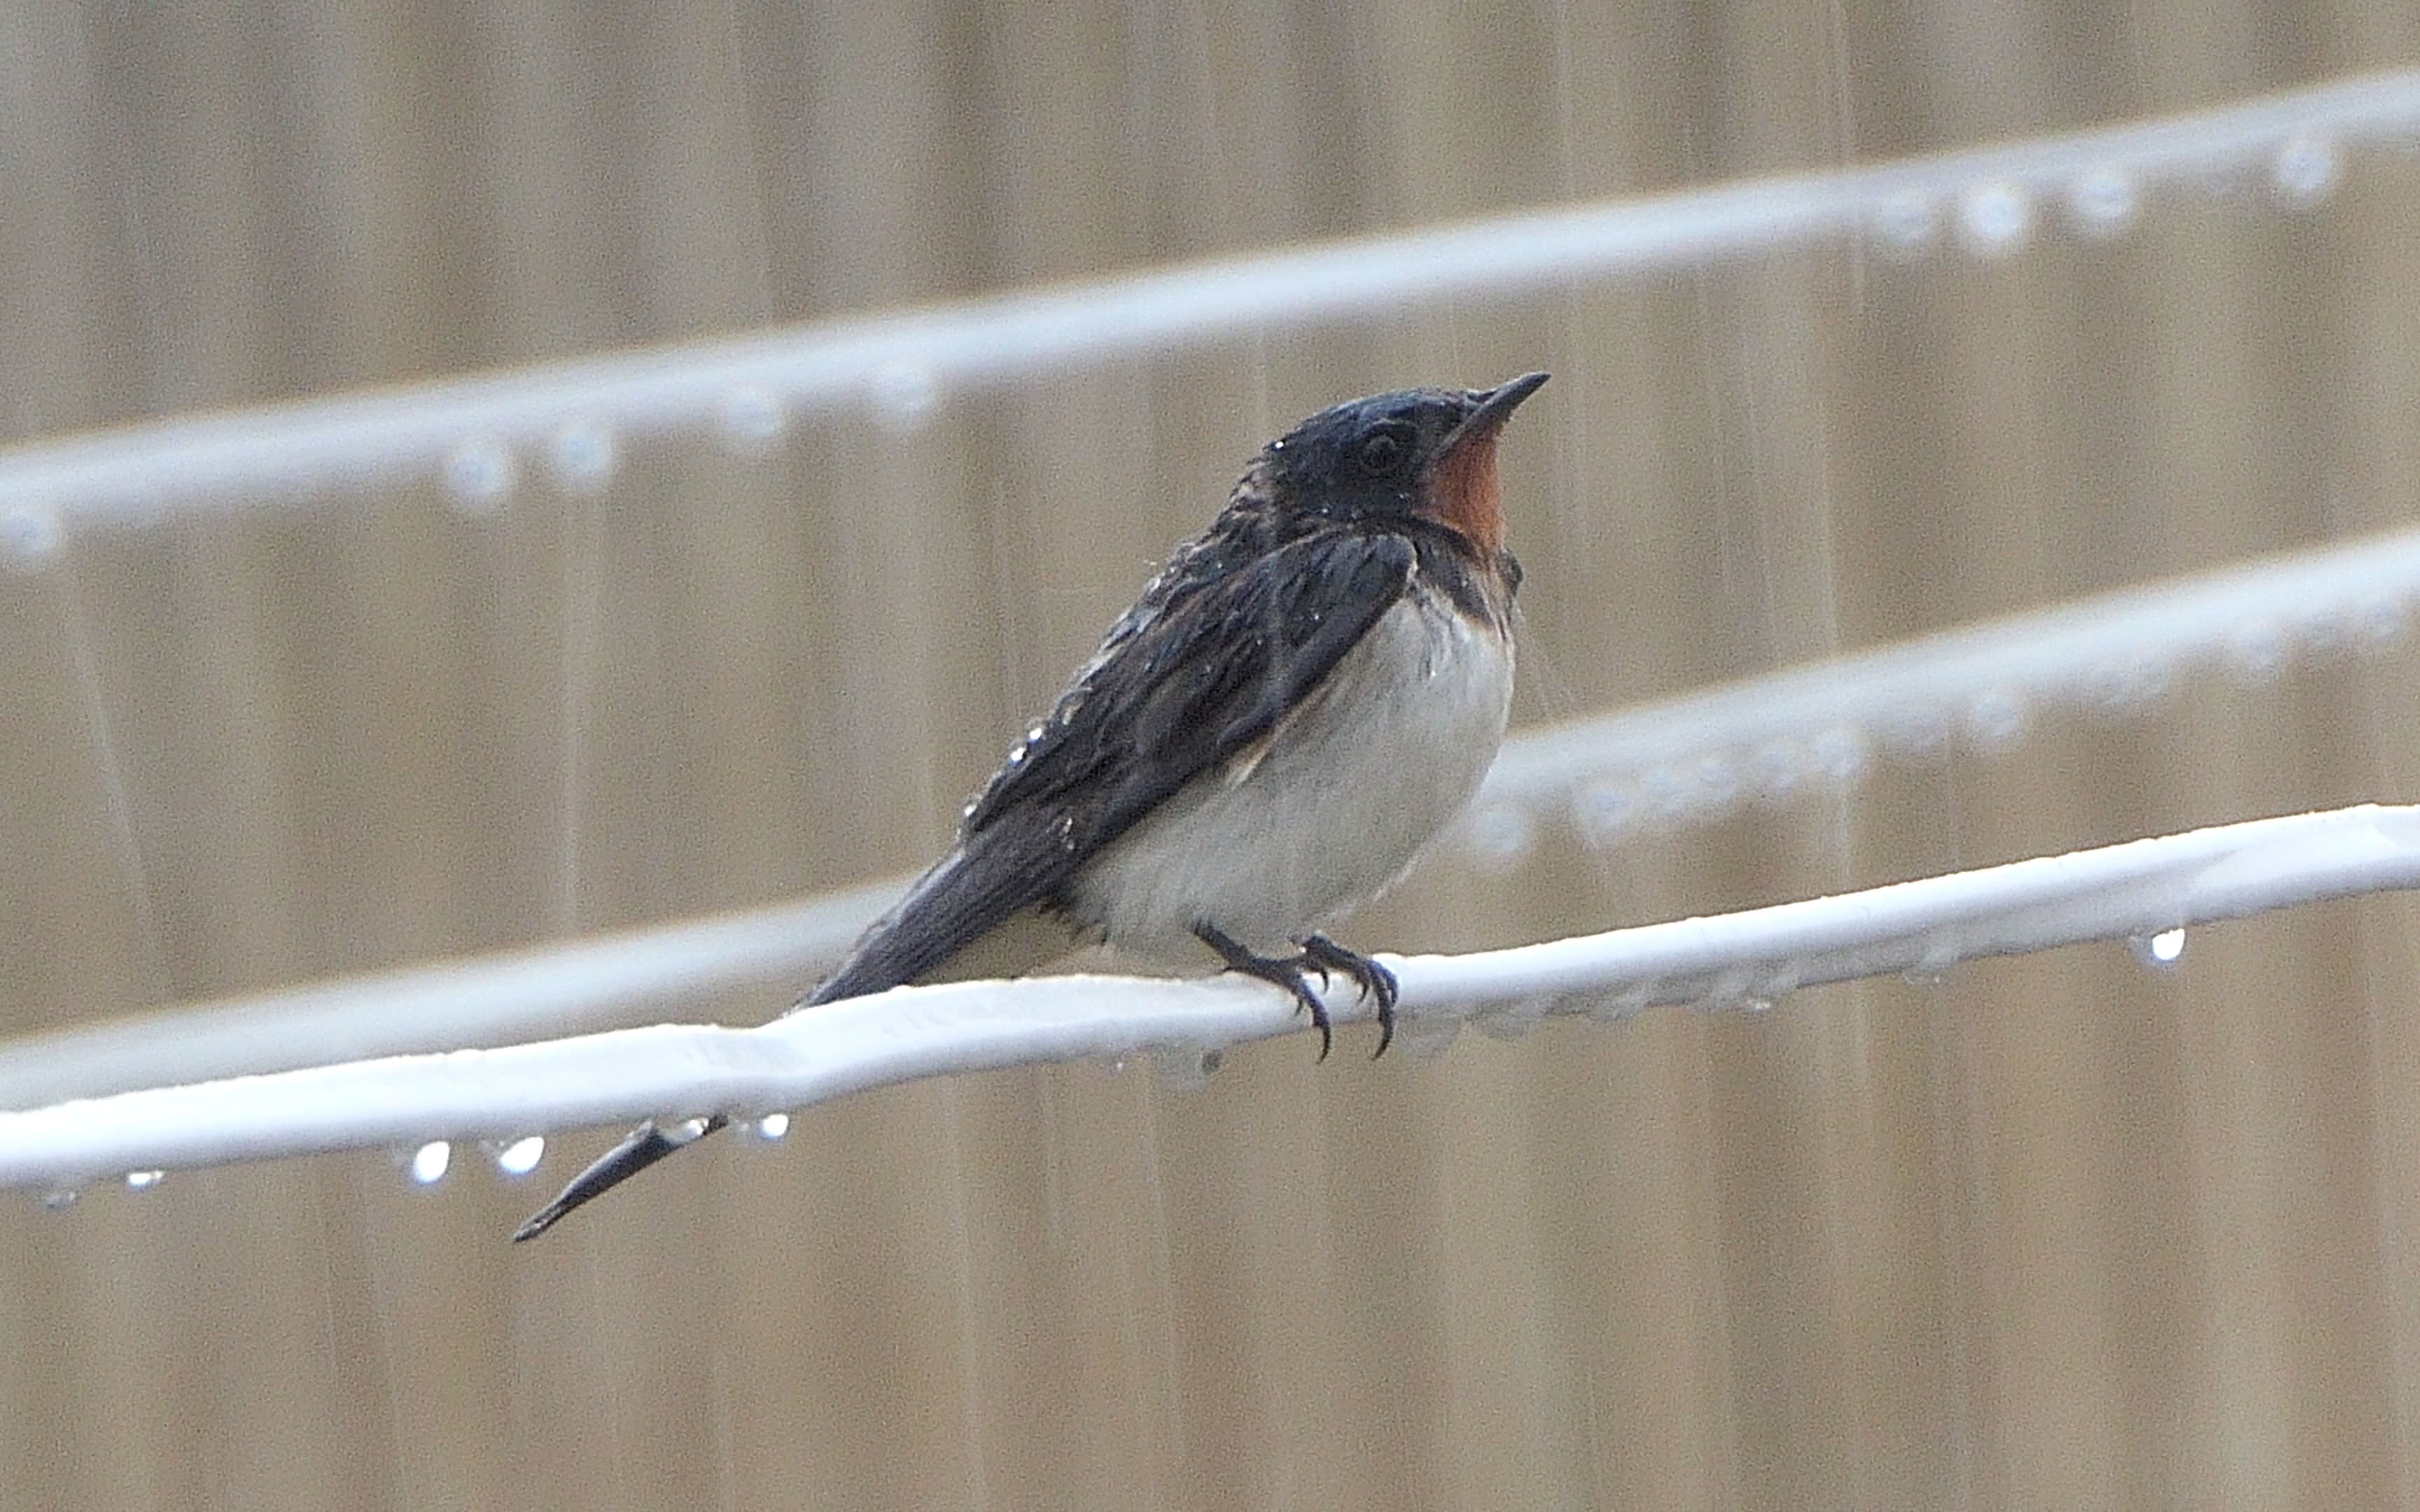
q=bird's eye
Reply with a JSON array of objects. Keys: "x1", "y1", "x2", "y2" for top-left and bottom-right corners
[{"x1": 1354, "y1": 428, "x2": 1410, "y2": 477}]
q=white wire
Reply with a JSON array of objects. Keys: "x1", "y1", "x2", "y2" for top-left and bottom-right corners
[
  {"x1": 7, "y1": 519, "x2": 2412, "y2": 1105},
  {"x1": 0, "y1": 69, "x2": 2412, "y2": 537},
  {"x1": 6, "y1": 803, "x2": 2415, "y2": 1194}
]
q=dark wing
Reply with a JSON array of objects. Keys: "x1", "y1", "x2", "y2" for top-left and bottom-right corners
[{"x1": 807, "y1": 527, "x2": 1417, "y2": 1004}]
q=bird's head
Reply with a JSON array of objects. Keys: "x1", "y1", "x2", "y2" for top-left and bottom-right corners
[{"x1": 1261, "y1": 372, "x2": 1549, "y2": 555}]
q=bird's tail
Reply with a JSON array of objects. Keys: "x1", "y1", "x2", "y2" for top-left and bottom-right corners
[
  {"x1": 511, "y1": 825, "x2": 1075, "y2": 1242},
  {"x1": 510, "y1": 1114, "x2": 728, "y2": 1242}
]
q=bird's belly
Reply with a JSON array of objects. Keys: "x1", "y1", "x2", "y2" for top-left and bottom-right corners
[{"x1": 1069, "y1": 592, "x2": 1513, "y2": 960}]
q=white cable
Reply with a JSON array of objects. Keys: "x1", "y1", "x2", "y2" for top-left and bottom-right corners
[
  {"x1": 0, "y1": 69, "x2": 2407, "y2": 544},
  {"x1": 6, "y1": 804, "x2": 2416, "y2": 1194},
  {"x1": 8, "y1": 519, "x2": 2411, "y2": 1105}
]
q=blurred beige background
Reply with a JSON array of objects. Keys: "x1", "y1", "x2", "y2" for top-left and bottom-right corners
[{"x1": 9, "y1": 3, "x2": 2420, "y2": 1508}]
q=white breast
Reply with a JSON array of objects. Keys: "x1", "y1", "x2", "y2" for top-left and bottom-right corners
[{"x1": 1067, "y1": 582, "x2": 1513, "y2": 960}]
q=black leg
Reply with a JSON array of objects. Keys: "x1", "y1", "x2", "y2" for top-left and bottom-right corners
[
  {"x1": 1193, "y1": 922, "x2": 1332, "y2": 1059},
  {"x1": 1301, "y1": 934, "x2": 1400, "y2": 1057}
]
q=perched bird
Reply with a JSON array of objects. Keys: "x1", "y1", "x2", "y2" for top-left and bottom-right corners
[{"x1": 513, "y1": 372, "x2": 1548, "y2": 1242}]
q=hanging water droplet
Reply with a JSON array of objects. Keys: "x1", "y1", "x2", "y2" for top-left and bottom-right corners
[
  {"x1": 1464, "y1": 804, "x2": 1534, "y2": 871},
  {"x1": 2224, "y1": 620, "x2": 2290, "y2": 682},
  {"x1": 1690, "y1": 754, "x2": 1741, "y2": 818},
  {"x1": 1397, "y1": 1015, "x2": 1463, "y2": 1060},
  {"x1": 408, "y1": 1140, "x2": 452, "y2": 1184},
  {"x1": 2353, "y1": 593, "x2": 2407, "y2": 654},
  {"x1": 2270, "y1": 132, "x2": 2341, "y2": 207},
  {"x1": 1697, "y1": 969, "x2": 1762, "y2": 1014},
  {"x1": 670, "y1": 1116, "x2": 714, "y2": 1142},
  {"x1": 123, "y1": 1170, "x2": 165, "y2": 1191},
  {"x1": 494, "y1": 1135, "x2": 545, "y2": 1176},
  {"x1": 1876, "y1": 706, "x2": 1951, "y2": 760},
  {"x1": 2064, "y1": 164, "x2": 2139, "y2": 239},
  {"x1": 714, "y1": 384, "x2": 788, "y2": 456},
  {"x1": 1901, "y1": 941, "x2": 1959, "y2": 988},
  {"x1": 1639, "y1": 764, "x2": 1693, "y2": 826},
  {"x1": 1808, "y1": 725, "x2": 1870, "y2": 785},
  {"x1": 2128, "y1": 927, "x2": 2186, "y2": 969},
  {"x1": 39, "y1": 1188, "x2": 81, "y2": 1211},
  {"x1": 1963, "y1": 686, "x2": 2031, "y2": 754},
  {"x1": 1869, "y1": 190, "x2": 1939, "y2": 258},
  {"x1": 1475, "y1": 995, "x2": 1553, "y2": 1041},
  {"x1": 1957, "y1": 180, "x2": 2033, "y2": 257},
  {"x1": 1588, "y1": 980, "x2": 1660, "y2": 1026},
  {"x1": 0, "y1": 502, "x2": 64, "y2": 571},
  {"x1": 1572, "y1": 778, "x2": 1641, "y2": 848},
  {"x1": 870, "y1": 360, "x2": 940, "y2": 430},
  {"x1": 548, "y1": 420, "x2": 618, "y2": 494},
  {"x1": 443, "y1": 439, "x2": 515, "y2": 514},
  {"x1": 755, "y1": 1113, "x2": 791, "y2": 1140},
  {"x1": 1153, "y1": 1046, "x2": 1223, "y2": 1093},
  {"x1": 1747, "y1": 741, "x2": 1804, "y2": 807}
]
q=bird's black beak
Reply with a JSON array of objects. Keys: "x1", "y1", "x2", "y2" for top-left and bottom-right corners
[{"x1": 1440, "y1": 372, "x2": 1550, "y2": 456}]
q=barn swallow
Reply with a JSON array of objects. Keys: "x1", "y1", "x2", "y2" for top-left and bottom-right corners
[{"x1": 513, "y1": 372, "x2": 1547, "y2": 1241}]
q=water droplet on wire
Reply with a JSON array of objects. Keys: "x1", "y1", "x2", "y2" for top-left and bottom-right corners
[
  {"x1": 2129, "y1": 927, "x2": 2186, "y2": 969},
  {"x1": 2270, "y1": 133, "x2": 2341, "y2": 206},
  {"x1": 39, "y1": 1188, "x2": 81, "y2": 1212},
  {"x1": 714, "y1": 385, "x2": 788, "y2": 456},
  {"x1": 1153, "y1": 1047, "x2": 1223, "y2": 1093},
  {"x1": 755, "y1": 1113, "x2": 791, "y2": 1140},
  {"x1": 2064, "y1": 165, "x2": 2139, "y2": 239},
  {"x1": 443, "y1": 439, "x2": 515, "y2": 514},
  {"x1": 124, "y1": 1170, "x2": 165, "y2": 1191},
  {"x1": 1958, "y1": 181, "x2": 2033, "y2": 257},
  {"x1": 548, "y1": 421, "x2": 618, "y2": 494},
  {"x1": 408, "y1": 1141, "x2": 452, "y2": 1185},
  {"x1": 494, "y1": 1136, "x2": 545, "y2": 1176},
  {"x1": 0, "y1": 503, "x2": 63, "y2": 571}
]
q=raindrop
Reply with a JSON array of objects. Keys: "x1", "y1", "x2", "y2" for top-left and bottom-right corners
[
  {"x1": 2352, "y1": 594, "x2": 2407, "y2": 653},
  {"x1": 442, "y1": 439, "x2": 515, "y2": 514},
  {"x1": 1808, "y1": 724, "x2": 1870, "y2": 785},
  {"x1": 2223, "y1": 620, "x2": 2290, "y2": 682},
  {"x1": 123, "y1": 1170, "x2": 165, "y2": 1191},
  {"x1": 1746, "y1": 742, "x2": 1804, "y2": 807},
  {"x1": 0, "y1": 503, "x2": 63, "y2": 571},
  {"x1": 1588, "y1": 980, "x2": 1660, "y2": 1026},
  {"x1": 1464, "y1": 804, "x2": 1534, "y2": 871},
  {"x1": 1572, "y1": 778, "x2": 1641, "y2": 848},
  {"x1": 1869, "y1": 190, "x2": 1939, "y2": 257},
  {"x1": 2270, "y1": 133, "x2": 2341, "y2": 207},
  {"x1": 495, "y1": 1135, "x2": 545, "y2": 1176},
  {"x1": 2064, "y1": 164, "x2": 2139, "y2": 239},
  {"x1": 1697, "y1": 968, "x2": 1764, "y2": 1014},
  {"x1": 1475, "y1": 996, "x2": 1552, "y2": 1041},
  {"x1": 1876, "y1": 706, "x2": 1951, "y2": 760},
  {"x1": 714, "y1": 384, "x2": 788, "y2": 456},
  {"x1": 2083, "y1": 657, "x2": 2171, "y2": 715},
  {"x1": 1639, "y1": 764, "x2": 1694, "y2": 826},
  {"x1": 669, "y1": 1116, "x2": 714, "y2": 1142},
  {"x1": 1397, "y1": 1015, "x2": 1463, "y2": 1060},
  {"x1": 1963, "y1": 686, "x2": 2031, "y2": 754},
  {"x1": 408, "y1": 1140, "x2": 452, "y2": 1184},
  {"x1": 870, "y1": 360, "x2": 940, "y2": 430},
  {"x1": 1153, "y1": 1046, "x2": 1223, "y2": 1093},
  {"x1": 2128, "y1": 927, "x2": 2186, "y2": 969},
  {"x1": 548, "y1": 420, "x2": 618, "y2": 494},
  {"x1": 1901, "y1": 940, "x2": 1960, "y2": 988},
  {"x1": 39, "y1": 1189, "x2": 80, "y2": 1212},
  {"x1": 1958, "y1": 181, "x2": 2033, "y2": 257},
  {"x1": 755, "y1": 1113, "x2": 791, "y2": 1140},
  {"x1": 1690, "y1": 754, "x2": 1741, "y2": 818}
]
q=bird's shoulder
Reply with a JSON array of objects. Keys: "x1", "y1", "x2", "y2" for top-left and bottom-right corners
[{"x1": 958, "y1": 479, "x2": 1426, "y2": 852}]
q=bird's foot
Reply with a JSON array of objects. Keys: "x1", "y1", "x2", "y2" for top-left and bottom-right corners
[
  {"x1": 1300, "y1": 934, "x2": 1400, "y2": 1058},
  {"x1": 1193, "y1": 923, "x2": 1334, "y2": 1059}
]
